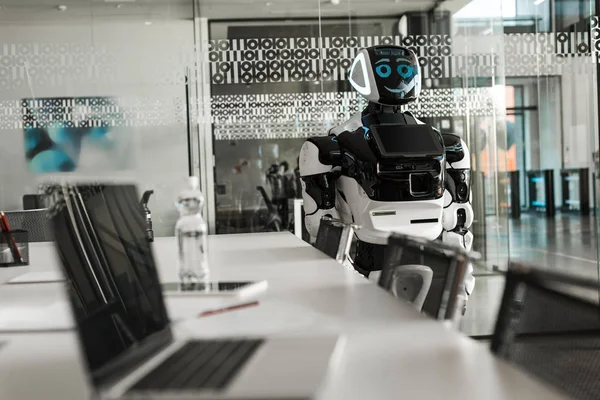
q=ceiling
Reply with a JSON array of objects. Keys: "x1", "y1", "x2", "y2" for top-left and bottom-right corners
[
  {"x1": 0, "y1": 0, "x2": 475, "y2": 23},
  {"x1": 199, "y1": 0, "x2": 436, "y2": 20},
  {"x1": 0, "y1": 0, "x2": 194, "y2": 24}
]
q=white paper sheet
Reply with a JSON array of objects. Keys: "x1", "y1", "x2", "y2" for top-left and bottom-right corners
[
  {"x1": 0, "y1": 301, "x2": 73, "y2": 332},
  {"x1": 8, "y1": 271, "x2": 64, "y2": 284}
]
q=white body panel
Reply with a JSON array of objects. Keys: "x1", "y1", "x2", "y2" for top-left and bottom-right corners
[
  {"x1": 299, "y1": 142, "x2": 332, "y2": 176},
  {"x1": 336, "y1": 176, "x2": 444, "y2": 245}
]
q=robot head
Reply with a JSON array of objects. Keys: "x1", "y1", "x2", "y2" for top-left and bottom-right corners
[{"x1": 348, "y1": 45, "x2": 421, "y2": 106}]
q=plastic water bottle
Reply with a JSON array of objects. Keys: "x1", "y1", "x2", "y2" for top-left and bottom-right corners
[{"x1": 175, "y1": 176, "x2": 209, "y2": 284}]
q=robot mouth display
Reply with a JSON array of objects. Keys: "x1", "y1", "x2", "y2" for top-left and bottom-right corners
[{"x1": 384, "y1": 86, "x2": 405, "y2": 94}]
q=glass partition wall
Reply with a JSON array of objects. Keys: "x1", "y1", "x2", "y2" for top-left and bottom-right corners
[
  {"x1": 200, "y1": 0, "x2": 509, "y2": 277},
  {"x1": 0, "y1": 1, "x2": 198, "y2": 237},
  {"x1": 497, "y1": 0, "x2": 600, "y2": 285},
  {"x1": 197, "y1": 0, "x2": 510, "y2": 335}
]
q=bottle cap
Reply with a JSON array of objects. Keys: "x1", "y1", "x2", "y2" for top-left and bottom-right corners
[
  {"x1": 189, "y1": 176, "x2": 200, "y2": 190},
  {"x1": 177, "y1": 176, "x2": 204, "y2": 210}
]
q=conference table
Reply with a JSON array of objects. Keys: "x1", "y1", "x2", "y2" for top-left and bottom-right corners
[{"x1": 0, "y1": 232, "x2": 566, "y2": 400}]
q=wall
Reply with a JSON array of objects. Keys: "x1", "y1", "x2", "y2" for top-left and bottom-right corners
[
  {"x1": 562, "y1": 58, "x2": 597, "y2": 170},
  {"x1": 0, "y1": 21, "x2": 195, "y2": 236}
]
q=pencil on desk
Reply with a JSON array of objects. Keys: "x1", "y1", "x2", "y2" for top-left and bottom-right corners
[
  {"x1": 198, "y1": 301, "x2": 259, "y2": 318},
  {"x1": 0, "y1": 212, "x2": 23, "y2": 264}
]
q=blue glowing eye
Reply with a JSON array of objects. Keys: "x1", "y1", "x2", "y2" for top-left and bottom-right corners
[
  {"x1": 375, "y1": 64, "x2": 391, "y2": 78},
  {"x1": 398, "y1": 65, "x2": 413, "y2": 78}
]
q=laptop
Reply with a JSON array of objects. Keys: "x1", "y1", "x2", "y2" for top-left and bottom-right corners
[{"x1": 47, "y1": 183, "x2": 340, "y2": 399}]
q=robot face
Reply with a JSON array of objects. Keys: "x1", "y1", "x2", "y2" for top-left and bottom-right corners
[{"x1": 349, "y1": 45, "x2": 421, "y2": 106}]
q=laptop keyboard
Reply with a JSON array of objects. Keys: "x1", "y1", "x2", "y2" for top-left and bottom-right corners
[{"x1": 129, "y1": 339, "x2": 264, "y2": 392}]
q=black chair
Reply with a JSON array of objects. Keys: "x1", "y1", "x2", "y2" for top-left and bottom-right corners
[
  {"x1": 491, "y1": 262, "x2": 600, "y2": 400},
  {"x1": 313, "y1": 217, "x2": 357, "y2": 264},
  {"x1": 256, "y1": 186, "x2": 282, "y2": 232},
  {"x1": 379, "y1": 233, "x2": 475, "y2": 322},
  {"x1": 3, "y1": 209, "x2": 53, "y2": 242},
  {"x1": 22, "y1": 194, "x2": 46, "y2": 210}
]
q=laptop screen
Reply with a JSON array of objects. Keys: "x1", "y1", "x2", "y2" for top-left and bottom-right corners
[
  {"x1": 49, "y1": 184, "x2": 171, "y2": 383},
  {"x1": 314, "y1": 221, "x2": 344, "y2": 260}
]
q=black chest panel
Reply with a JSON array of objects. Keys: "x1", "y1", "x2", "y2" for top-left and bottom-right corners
[
  {"x1": 305, "y1": 111, "x2": 447, "y2": 203},
  {"x1": 336, "y1": 112, "x2": 445, "y2": 202}
]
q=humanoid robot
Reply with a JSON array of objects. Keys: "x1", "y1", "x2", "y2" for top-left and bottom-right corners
[{"x1": 299, "y1": 45, "x2": 475, "y2": 296}]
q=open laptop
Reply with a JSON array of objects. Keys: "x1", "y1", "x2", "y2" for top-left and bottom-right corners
[{"x1": 47, "y1": 183, "x2": 340, "y2": 400}]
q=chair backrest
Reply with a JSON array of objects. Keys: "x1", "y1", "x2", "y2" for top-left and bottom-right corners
[
  {"x1": 386, "y1": 264, "x2": 433, "y2": 312},
  {"x1": 378, "y1": 233, "x2": 474, "y2": 321},
  {"x1": 256, "y1": 186, "x2": 275, "y2": 212},
  {"x1": 314, "y1": 217, "x2": 356, "y2": 264},
  {"x1": 22, "y1": 194, "x2": 46, "y2": 210},
  {"x1": 3, "y1": 209, "x2": 53, "y2": 242},
  {"x1": 491, "y1": 262, "x2": 600, "y2": 400}
]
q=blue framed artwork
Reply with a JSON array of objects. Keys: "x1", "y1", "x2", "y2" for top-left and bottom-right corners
[{"x1": 22, "y1": 97, "x2": 132, "y2": 174}]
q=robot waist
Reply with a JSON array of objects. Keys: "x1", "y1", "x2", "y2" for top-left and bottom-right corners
[
  {"x1": 349, "y1": 198, "x2": 444, "y2": 244},
  {"x1": 348, "y1": 159, "x2": 444, "y2": 202}
]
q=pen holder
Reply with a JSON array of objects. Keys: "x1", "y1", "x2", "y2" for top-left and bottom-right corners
[{"x1": 0, "y1": 230, "x2": 29, "y2": 267}]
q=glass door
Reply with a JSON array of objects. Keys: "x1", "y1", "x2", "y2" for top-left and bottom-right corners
[{"x1": 505, "y1": 0, "x2": 600, "y2": 285}]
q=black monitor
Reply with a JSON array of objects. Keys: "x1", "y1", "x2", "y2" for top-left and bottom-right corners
[
  {"x1": 370, "y1": 124, "x2": 444, "y2": 158},
  {"x1": 49, "y1": 184, "x2": 172, "y2": 385}
]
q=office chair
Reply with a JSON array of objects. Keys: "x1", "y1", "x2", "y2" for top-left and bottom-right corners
[
  {"x1": 22, "y1": 194, "x2": 46, "y2": 210},
  {"x1": 378, "y1": 233, "x2": 474, "y2": 321},
  {"x1": 256, "y1": 186, "x2": 282, "y2": 232},
  {"x1": 491, "y1": 262, "x2": 600, "y2": 400},
  {"x1": 3, "y1": 209, "x2": 53, "y2": 242},
  {"x1": 313, "y1": 216, "x2": 358, "y2": 266}
]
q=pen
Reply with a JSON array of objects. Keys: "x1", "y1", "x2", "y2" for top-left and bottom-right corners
[
  {"x1": 0, "y1": 212, "x2": 23, "y2": 264},
  {"x1": 198, "y1": 301, "x2": 259, "y2": 318}
]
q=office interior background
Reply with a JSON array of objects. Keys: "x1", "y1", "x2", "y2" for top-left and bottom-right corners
[{"x1": 0, "y1": 0, "x2": 598, "y2": 336}]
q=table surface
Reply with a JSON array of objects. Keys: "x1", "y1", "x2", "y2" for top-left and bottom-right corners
[{"x1": 0, "y1": 232, "x2": 567, "y2": 400}]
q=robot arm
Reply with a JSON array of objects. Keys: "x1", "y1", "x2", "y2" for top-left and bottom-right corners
[
  {"x1": 299, "y1": 139, "x2": 341, "y2": 238},
  {"x1": 441, "y1": 134, "x2": 475, "y2": 295}
]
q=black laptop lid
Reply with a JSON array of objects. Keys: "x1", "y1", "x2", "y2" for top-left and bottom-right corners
[
  {"x1": 314, "y1": 220, "x2": 344, "y2": 260},
  {"x1": 49, "y1": 184, "x2": 171, "y2": 385}
]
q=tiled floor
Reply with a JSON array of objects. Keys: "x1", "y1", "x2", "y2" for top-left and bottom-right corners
[{"x1": 461, "y1": 212, "x2": 600, "y2": 337}]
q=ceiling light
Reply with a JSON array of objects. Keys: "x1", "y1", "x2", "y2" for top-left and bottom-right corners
[
  {"x1": 331, "y1": 0, "x2": 340, "y2": 5},
  {"x1": 116, "y1": 4, "x2": 124, "y2": 8},
  {"x1": 265, "y1": 2, "x2": 273, "y2": 6},
  {"x1": 144, "y1": 21, "x2": 153, "y2": 25},
  {"x1": 57, "y1": 5, "x2": 67, "y2": 11},
  {"x1": 534, "y1": 0, "x2": 546, "y2": 4}
]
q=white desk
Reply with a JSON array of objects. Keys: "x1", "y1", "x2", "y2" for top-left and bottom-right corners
[{"x1": 0, "y1": 232, "x2": 566, "y2": 400}]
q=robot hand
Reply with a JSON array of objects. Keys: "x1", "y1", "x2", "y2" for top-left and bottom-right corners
[
  {"x1": 442, "y1": 191, "x2": 475, "y2": 297},
  {"x1": 442, "y1": 192, "x2": 474, "y2": 232},
  {"x1": 304, "y1": 207, "x2": 341, "y2": 239},
  {"x1": 442, "y1": 230, "x2": 475, "y2": 296}
]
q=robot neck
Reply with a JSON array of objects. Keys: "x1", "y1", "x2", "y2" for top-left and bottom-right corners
[
  {"x1": 363, "y1": 101, "x2": 417, "y2": 126},
  {"x1": 365, "y1": 101, "x2": 403, "y2": 115}
]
